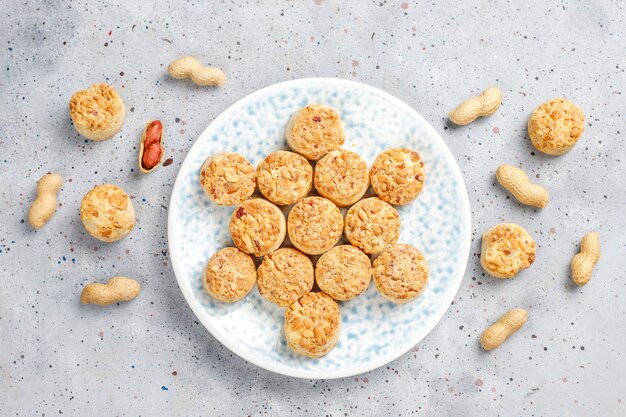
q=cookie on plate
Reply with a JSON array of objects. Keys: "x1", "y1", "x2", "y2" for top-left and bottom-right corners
[
  {"x1": 480, "y1": 223, "x2": 536, "y2": 278},
  {"x1": 256, "y1": 151, "x2": 313, "y2": 206},
  {"x1": 315, "y1": 245, "x2": 371, "y2": 301},
  {"x1": 285, "y1": 104, "x2": 345, "y2": 160},
  {"x1": 372, "y1": 244, "x2": 428, "y2": 304},
  {"x1": 200, "y1": 152, "x2": 256, "y2": 206},
  {"x1": 203, "y1": 247, "x2": 257, "y2": 303},
  {"x1": 370, "y1": 148, "x2": 425, "y2": 205},
  {"x1": 314, "y1": 149, "x2": 369, "y2": 207},
  {"x1": 257, "y1": 248, "x2": 314, "y2": 307},
  {"x1": 287, "y1": 196, "x2": 344, "y2": 255},
  {"x1": 229, "y1": 198, "x2": 286, "y2": 257},
  {"x1": 80, "y1": 184, "x2": 135, "y2": 242},
  {"x1": 284, "y1": 292, "x2": 341, "y2": 358},
  {"x1": 344, "y1": 197, "x2": 400, "y2": 254},
  {"x1": 69, "y1": 83, "x2": 125, "y2": 141},
  {"x1": 528, "y1": 98, "x2": 584, "y2": 156}
]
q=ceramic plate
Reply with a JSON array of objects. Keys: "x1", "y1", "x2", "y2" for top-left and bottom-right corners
[{"x1": 168, "y1": 78, "x2": 471, "y2": 379}]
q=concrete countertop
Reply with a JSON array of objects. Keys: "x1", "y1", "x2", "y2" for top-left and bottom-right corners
[{"x1": 1, "y1": 1, "x2": 624, "y2": 415}]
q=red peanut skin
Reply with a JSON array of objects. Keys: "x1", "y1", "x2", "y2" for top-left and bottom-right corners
[{"x1": 141, "y1": 121, "x2": 163, "y2": 170}]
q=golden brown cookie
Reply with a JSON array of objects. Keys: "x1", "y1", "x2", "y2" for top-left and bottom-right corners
[
  {"x1": 287, "y1": 196, "x2": 344, "y2": 255},
  {"x1": 528, "y1": 98, "x2": 584, "y2": 155},
  {"x1": 284, "y1": 292, "x2": 340, "y2": 358},
  {"x1": 200, "y1": 152, "x2": 257, "y2": 206},
  {"x1": 256, "y1": 151, "x2": 313, "y2": 206},
  {"x1": 203, "y1": 247, "x2": 257, "y2": 303},
  {"x1": 69, "y1": 83, "x2": 125, "y2": 141},
  {"x1": 257, "y1": 248, "x2": 314, "y2": 307},
  {"x1": 285, "y1": 104, "x2": 345, "y2": 160},
  {"x1": 229, "y1": 198, "x2": 286, "y2": 257},
  {"x1": 372, "y1": 244, "x2": 428, "y2": 304},
  {"x1": 315, "y1": 245, "x2": 371, "y2": 301},
  {"x1": 344, "y1": 197, "x2": 400, "y2": 254},
  {"x1": 80, "y1": 184, "x2": 135, "y2": 242},
  {"x1": 370, "y1": 148, "x2": 425, "y2": 205},
  {"x1": 314, "y1": 149, "x2": 369, "y2": 207},
  {"x1": 480, "y1": 223, "x2": 536, "y2": 278}
]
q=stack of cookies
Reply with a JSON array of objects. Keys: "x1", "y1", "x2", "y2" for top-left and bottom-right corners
[{"x1": 198, "y1": 104, "x2": 429, "y2": 358}]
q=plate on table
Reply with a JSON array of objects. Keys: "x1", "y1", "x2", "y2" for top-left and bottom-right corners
[{"x1": 168, "y1": 78, "x2": 471, "y2": 379}]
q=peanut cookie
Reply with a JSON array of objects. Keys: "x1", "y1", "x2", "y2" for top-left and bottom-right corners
[
  {"x1": 257, "y1": 248, "x2": 314, "y2": 307},
  {"x1": 372, "y1": 244, "x2": 429, "y2": 304},
  {"x1": 69, "y1": 83, "x2": 125, "y2": 141},
  {"x1": 344, "y1": 197, "x2": 400, "y2": 254},
  {"x1": 315, "y1": 245, "x2": 371, "y2": 301},
  {"x1": 200, "y1": 152, "x2": 256, "y2": 206},
  {"x1": 528, "y1": 98, "x2": 584, "y2": 155},
  {"x1": 203, "y1": 247, "x2": 256, "y2": 303},
  {"x1": 287, "y1": 197, "x2": 344, "y2": 255},
  {"x1": 284, "y1": 292, "x2": 341, "y2": 358},
  {"x1": 256, "y1": 151, "x2": 313, "y2": 206},
  {"x1": 80, "y1": 184, "x2": 135, "y2": 242},
  {"x1": 314, "y1": 149, "x2": 369, "y2": 207},
  {"x1": 286, "y1": 104, "x2": 345, "y2": 160},
  {"x1": 229, "y1": 198, "x2": 286, "y2": 257},
  {"x1": 480, "y1": 223, "x2": 536, "y2": 278},
  {"x1": 370, "y1": 148, "x2": 425, "y2": 205}
]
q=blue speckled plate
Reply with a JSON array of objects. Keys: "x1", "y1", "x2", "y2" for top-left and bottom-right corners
[{"x1": 168, "y1": 78, "x2": 471, "y2": 379}]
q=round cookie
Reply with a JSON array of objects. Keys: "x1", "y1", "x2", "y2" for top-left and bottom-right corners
[
  {"x1": 256, "y1": 151, "x2": 313, "y2": 206},
  {"x1": 257, "y1": 248, "x2": 314, "y2": 307},
  {"x1": 314, "y1": 149, "x2": 369, "y2": 207},
  {"x1": 372, "y1": 244, "x2": 429, "y2": 304},
  {"x1": 528, "y1": 98, "x2": 584, "y2": 156},
  {"x1": 284, "y1": 292, "x2": 341, "y2": 358},
  {"x1": 370, "y1": 148, "x2": 425, "y2": 205},
  {"x1": 200, "y1": 152, "x2": 256, "y2": 206},
  {"x1": 285, "y1": 104, "x2": 345, "y2": 160},
  {"x1": 315, "y1": 245, "x2": 371, "y2": 301},
  {"x1": 287, "y1": 196, "x2": 344, "y2": 255},
  {"x1": 203, "y1": 247, "x2": 256, "y2": 303},
  {"x1": 80, "y1": 184, "x2": 135, "y2": 242},
  {"x1": 480, "y1": 223, "x2": 536, "y2": 278},
  {"x1": 69, "y1": 83, "x2": 125, "y2": 141},
  {"x1": 229, "y1": 198, "x2": 286, "y2": 257},
  {"x1": 344, "y1": 197, "x2": 400, "y2": 254}
]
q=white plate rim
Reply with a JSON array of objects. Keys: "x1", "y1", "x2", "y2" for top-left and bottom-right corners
[{"x1": 167, "y1": 77, "x2": 472, "y2": 379}]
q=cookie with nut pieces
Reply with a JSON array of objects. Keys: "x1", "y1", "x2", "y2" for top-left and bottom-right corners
[
  {"x1": 256, "y1": 151, "x2": 313, "y2": 206},
  {"x1": 69, "y1": 83, "x2": 125, "y2": 141},
  {"x1": 480, "y1": 223, "x2": 535, "y2": 278},
  {"x1": 370, "y1": 148, "x2": 425, "y2": 205},
  {"x1": 284, "y1": 292, "x2": 341, "y2": 358},
  {"x1": 200, "y1": 152, "x2": 257, "y2": 206}
]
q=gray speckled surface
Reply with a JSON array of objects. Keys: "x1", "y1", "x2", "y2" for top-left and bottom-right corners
[{"x1": 1, "y1": 1, "x2": 625, "y2": 415}]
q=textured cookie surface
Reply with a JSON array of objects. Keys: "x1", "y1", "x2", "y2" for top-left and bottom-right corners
[
  {"x1": 287, "y1": 196, "x2": 344, "y2": 255},
  {"x1": 528, "y1": 98, "x2": 584, "y2": 155},
  {"x1": 284, "y1": 292, "x2": 341, "y2": 358},
  {"x1": 80, "y1": 184, "x2": 135, "y2": 242},
  {"x1": 256, "y1": 151, "x2": 312, "y2": 206},
  {"x1": 370, "y1": 148, "x2": 425, "y2": 205},
  {"x1": 314, "y1": 149, "x2": 369, "y2": 207},
  {"x1": 372, "y1": 244, "x2": 428, "y2": 303},
  {"x1": 286, "y1": 104, "x2": 345, "y2": 160},
  {"x1": 315, "y1": 245, "x2": 371, "y2": 301},
  {"x1": 69, "y1": 83, "x2": 125, "y2": 141},
  {"x1": 200, "y1": 152, "x2": 256, "y2": 206},
  {"x1": 344, "y1": 197, "x2": 400, "y2": 254},
  {"x1": 257, "y1": 248, "x2": 314, "y2": 307},
  {"x1": 480, "y1": 223, "x2": 536, "y2": 278},
  {"x1": 203, "y1": 247, "x2": 257, "y2": 303},
  {"x1": 229, "y1": 198, "x2": 286, "y2": 257}
]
